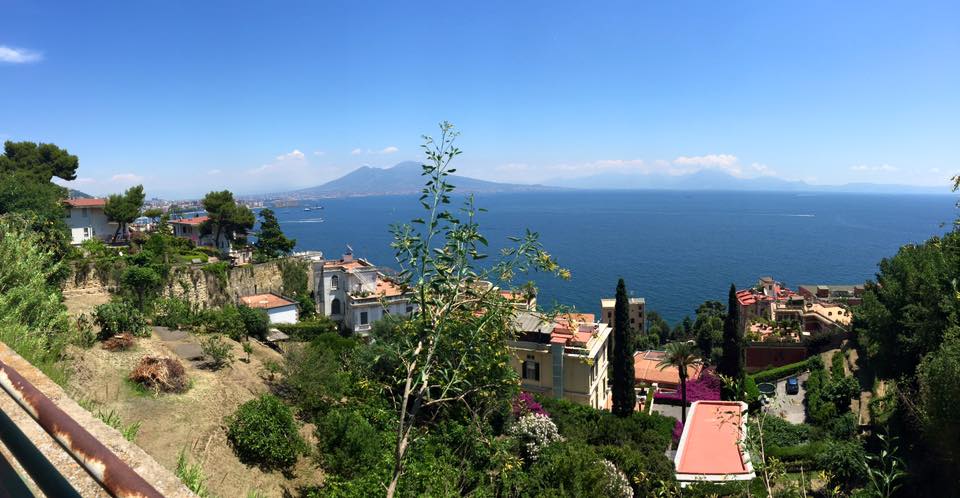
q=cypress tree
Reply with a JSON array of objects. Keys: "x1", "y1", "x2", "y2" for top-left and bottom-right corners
[
  {"x1": 719, "y1": 283, "x2": 744, "y2": 380},
  {"x1": 611, "y1": 278, "x2": 636, "y2": 416}
]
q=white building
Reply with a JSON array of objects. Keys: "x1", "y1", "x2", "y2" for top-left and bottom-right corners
[
  {"x1": 317, "y1": 253, "x2": 416, "y2": 335},
  {"x1": 64, "y1": 198, "x2": 117, "y2": 245},
  {"x1": 240, "y1": 293, "x2": 299, "y2": 324}
]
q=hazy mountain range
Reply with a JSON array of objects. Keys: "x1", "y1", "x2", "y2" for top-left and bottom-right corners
[
  {"x1": 285, "y1": 161, "x2": 560, "y2": 198},
  {"x1": 271, "y1": 162, "x2": 949, "y2": 199}
]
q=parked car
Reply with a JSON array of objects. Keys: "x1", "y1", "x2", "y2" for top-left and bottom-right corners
[{"x1": 785, "y1": 376, "x2": 800, "y2": 395}]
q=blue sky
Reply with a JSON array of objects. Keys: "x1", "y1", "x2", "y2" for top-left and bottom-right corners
[{"x1": 1, "y1": 1, "x2": 958, "y2": 198}]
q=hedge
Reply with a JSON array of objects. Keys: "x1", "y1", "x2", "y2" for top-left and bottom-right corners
[
  {"x1": 765, "y1": 441, "x2": 829, "y2": 471},
  {"x1": 750, "y1": 360, "x2": 810, "y2": 384},
  {"x1": 274, "y1": 318, "x2": 338, "y2": 340}
]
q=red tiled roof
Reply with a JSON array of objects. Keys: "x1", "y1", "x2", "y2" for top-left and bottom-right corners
[
  {"x1": 65, "y1": 198, "x2": 106, "y2": 208},
  {"x1": 240, "y1": 293, "x2": 296, "y2": 310},
  {"x1": 170, "y1": 216, "x2": 208, "y2": 225}
]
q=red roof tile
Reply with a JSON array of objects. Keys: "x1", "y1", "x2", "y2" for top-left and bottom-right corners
[
  {"x1": 170, "y1": 216, "x2": 208, "y2": 225},
  {"x1": 240, "y1": 293, "x2": 296, "y2": 310},
  {"x1": 65, "y1": 198, "x2": 106, "y2": 208}
]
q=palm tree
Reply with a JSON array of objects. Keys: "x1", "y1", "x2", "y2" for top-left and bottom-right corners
[{"x1": 657, "y1": 341, "x2": 702, "y2": 425}]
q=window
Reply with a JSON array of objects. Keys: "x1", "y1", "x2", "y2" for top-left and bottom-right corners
[
  {"x1": 330, "y1": 275, "x2": 339, "y2": 290},
  {"x1": 360, "y1": 311, "x2": 368, "y2": 325},
  {"x1": 331, "y1": 298, "x2": 342, "y2": 315},
  {"x1": 631, "y1": 318, "x2": 636, "y2": 324},
  {"x1": 81, "y1": 208, "x2": 89, "y2": 218},
  {"x1": 521, "y1": 355, "x2": 540, "y2": 381},
  {"x1": 406, "y1": 306, "x2": 414, "y2": 314}
]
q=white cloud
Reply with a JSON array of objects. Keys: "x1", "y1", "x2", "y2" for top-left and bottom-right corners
[
  {"x1": 0, "y1": 45, "x2": 42, "y2": 64},
  {"x1": 208, "y1": 169, "x2": 222, "y2": 175},
  {"x1": 751, "y1": 162, "x2": 777, "y2": 177},
  {"x1": 110, "y1": 173, "x2": 144, "y2": 183},
  {"x1": 351, "y1": 146, "x2": 400, "y2": 156},
  {"x1": 276, "y1": 149, "x2": 305, "y2": 161},
  {"x1": 673, "y1": 154, "x2": 739, "y2": 167},
  {"x1": 313, "y1": 150, "x2": 326, "y2": 156},
  {"x1": 851, "y1": 164, "x2": 898, "y2": 172}
]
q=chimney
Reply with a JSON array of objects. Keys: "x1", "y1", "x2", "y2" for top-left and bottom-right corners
[{"x1": 342, "y1": 252, "x2": 353, "y2": 262}]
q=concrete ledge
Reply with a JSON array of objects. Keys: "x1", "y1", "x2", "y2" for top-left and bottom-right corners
[{"x1": 0, "y1": 342, "x2": 196, "y2": 497}]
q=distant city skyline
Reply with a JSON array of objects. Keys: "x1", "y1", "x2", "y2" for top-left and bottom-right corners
[{"x1": 2, "y1": 1, "x2": 958, "y2": 198}]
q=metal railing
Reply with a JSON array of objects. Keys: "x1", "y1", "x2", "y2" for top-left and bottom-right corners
[{"x1": 0, "y1": 357, "x2": 164, "y2": 498}]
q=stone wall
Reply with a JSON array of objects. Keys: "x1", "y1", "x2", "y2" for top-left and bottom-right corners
[{"x1": 65, "y1": 258, "x2": 315, "y2": 309}]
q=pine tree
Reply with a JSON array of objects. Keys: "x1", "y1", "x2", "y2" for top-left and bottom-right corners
[
  {"x1": 719, "y1": 283, "x2": 744, "y2": 381},
  {"x1": 611, "y1": 278, "x2": 636, "y2": 416},
  {"x1": 254, "y1": 208, "x2": 296, "y2": 261}
]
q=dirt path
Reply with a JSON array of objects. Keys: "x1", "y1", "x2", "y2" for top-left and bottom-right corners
[{"x1": 65, "y1": 329, "x2": 323, "y2": 497}]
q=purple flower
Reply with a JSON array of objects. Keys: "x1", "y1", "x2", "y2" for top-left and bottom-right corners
[
  {"x1": 672, "y1": 420, "x2": 684, "y2": 443},
  {"x1": 513, "y1": 391, "x2": 549, "y2": 418},
  {"x1": 654, "y1": 371, "x2": 722, "y2": 404}
]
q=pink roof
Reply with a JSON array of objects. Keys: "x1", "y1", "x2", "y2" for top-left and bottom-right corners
[
  {"x1": 65, "y1": 198, "x2": 106, "y2": 208},
  {"x1": 240, "y1": 293, "x2": 296, "y2": 310},
  {"x1": 675, "y1": 401, "x2": 751, "y2": 477},
  {"x1": 170, "y1": 216, "x2": 208, "y2": 225}
]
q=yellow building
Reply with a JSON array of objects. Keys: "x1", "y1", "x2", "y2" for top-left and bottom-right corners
[
  {"x1": 507, "y1": 311, "x2": 612, "y2": 409},
  {"x1": 600, "y1": 297, "x2": 646, "y2": 334}
]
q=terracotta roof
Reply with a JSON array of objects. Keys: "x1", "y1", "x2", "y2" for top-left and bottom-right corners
[
  {"x1": 634, "y1": 350, "x2": 703, "y2": 387},
  {"x1": 65, "y1": 198, "x2": 106, "y2": 208},
  {"x1": 675, "y1": 401, "x2": 752, "y2": 478},
  {"x1": 374, "y1": 277, "x2": 406, "y2": 297},
  {"x1": 240, "y1": 293, "x2": 296, "y2": 310},
  {"x1": 323, "y1": 258, "x2": 370, "y2": 270},
  {"x1": 170, "y1": 216, "x2": 208, "y2": 225}
]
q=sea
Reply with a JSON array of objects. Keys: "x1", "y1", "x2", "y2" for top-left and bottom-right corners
[{"x1": 271, "y1": 190, "x2": 957, "y2": 324}]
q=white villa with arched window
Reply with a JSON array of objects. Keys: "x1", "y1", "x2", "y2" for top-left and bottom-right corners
[{"x1": 318, "y1": 253, "x2": 416, "y2": 335}]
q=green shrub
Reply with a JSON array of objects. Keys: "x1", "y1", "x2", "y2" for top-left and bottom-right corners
[
  {"x1": 93, "y1": 300, "x2": 149, "y2": 338},
  {"x1": 120, "y1": 265, "x2": 162, "y2": 310},
  {"x1": 201, "y1": 335, "x2": 234, "y2": 370},
  {"x1": 175, "y1": 450, "x2": 211, "y2": 498},
  {"x1": 226, "y1": 394, "x2": 305, "y2": 470},
  {"x1": 238, "y1": 305, "x2": 270, "y2": 340},
  {"x1": 743, "y1": 375, "x2": 761, "y2": 408},
  {"x1": 200, "y1": 305, "x2": 246, "y2": 340},
  {"x1": 765, "y1": 441, "x2": 829, "y2": 470},
  {"x1": 284, "y1": 332, "x2": 359, "y2": 418},
  {"x1": 516, "y1": 441, "x2": 614, "y2": 496},
  {"x1": 750, "y1": 359, "x2": 810, "y2": 383},
  {"x1": 831, "y1": 350, "x2": 846, "y2": 379},
  {"x1": 316, "y1": 409, "x2": 384, "y2": 477},
  {"x1": 73, "y1": 314, "x2": 97, "y2": 348},
  {"x1": 815, "y1": 440, "x2": 867, "y2": 490},
  {"x1": 153, "y1": 298, "x2": 195, "y2": 330},
  {"x1": 825, "y1": 412, "x2": 858, "y2": 440},
  {"x1": 756, "y1": 415, "x2": 815, "y2": 448},
  {"x1": 274, "y1": 317, "x2": 338, "y2": 340}
]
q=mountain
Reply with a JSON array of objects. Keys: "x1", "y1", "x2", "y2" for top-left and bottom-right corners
[
  {"x1": 288, "y1": 161, "x2": 559, "y2": 198},
  {"x1": 544, "y1": 170, "x2": 950, "y2": 195},
  {"x1": 67, "y1": 189, "x2": 94, "y2": 199}
]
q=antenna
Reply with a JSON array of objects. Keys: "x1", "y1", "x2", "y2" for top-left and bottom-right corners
[{"x1": 346, "y1": 244, "x2": 354, "y2": 254}]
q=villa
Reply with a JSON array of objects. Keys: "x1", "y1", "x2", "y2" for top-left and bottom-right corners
[
  {"x1": 599, "y1": 296, "x2": 646, "y2": 334},
  {"x1": 64, "y1": 198, "x2": 116, "y2": 245},
  {"x1": 674, "y1": 401, "x2": 755, "y2": 486},
  {"x1": 507, "y1": 311, "x2": 611, "y2": 409},
  {"x1": 737, "y1": 277, "x2": 851, "y2": 335},
  {"x1": 316, "y1": 253, "x2": 416, "y2": 335}
]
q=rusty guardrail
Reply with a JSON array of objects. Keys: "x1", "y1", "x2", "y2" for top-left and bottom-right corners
[{"x1": 0, "y1": 357, "x2": 163, "y2": 498}]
